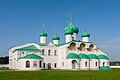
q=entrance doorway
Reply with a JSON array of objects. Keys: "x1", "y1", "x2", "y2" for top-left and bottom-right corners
[{"x1": 72, "y1": 60, "x2": 77, "y2": 69}]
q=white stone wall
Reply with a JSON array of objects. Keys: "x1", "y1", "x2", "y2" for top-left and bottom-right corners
[
  {"x1": 18, "y1": 59, "x2": 43, "y2": 70},
  {"x1": 39, "y1": 46, "x2": 59, "y2": 69},
  {"x1": 89, "y1": 59, "x2": 99, "y2": 70},
  {"x1": 65, "y1": 59, "x2": 80, "y2": 70},
  {"x1": 58, "y1": 47, "x2": 68, "y2": 69},
  {"x1": 99, "y1": 59, "x2": 109, "y2": 66},
  {"x1": 80, "y1": 59, "x2": 89, "y2": 70},
  {"x1": 9, "y1": 41, "x2": 110, "y2": 70}
]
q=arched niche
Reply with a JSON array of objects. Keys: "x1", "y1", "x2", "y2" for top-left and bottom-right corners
[
  {"x1": 78, "y1": 43, "x2": 86, "y2": 51},
  {"x1": 69, "y1": 42, "x2": 76, "y2": 50},
  {"x1": 88, "y1": 44, "x2": 94, "y2": 51}
]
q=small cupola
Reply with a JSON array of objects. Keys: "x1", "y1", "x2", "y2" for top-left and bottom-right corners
[{"x1": 52, "y1": 33, "x2": 60, "y2": 45}]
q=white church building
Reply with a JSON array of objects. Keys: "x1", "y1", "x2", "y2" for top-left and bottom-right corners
[{"x1": 9, "y1": 19, "x2": 110, "y2": 70}]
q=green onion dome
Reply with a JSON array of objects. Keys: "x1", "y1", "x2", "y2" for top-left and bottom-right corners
[
  {"x1": 98, "y1": 54, "x2": 109, "y2": 60},
  {"x1": 66, "y1": 53, "x2": 79, "y2": 59},
  {"x1": 88, "y1": 54, "x2": 98, "y2": 59},
  {"x1": 78, "y1": 54, "x2": 89, "y2": 59},
  {"x1": 64, "y1": 27, "x2": 73, "y2": 35},
  {"x1": 52, "y1": 33, "x2": 60, "y2": 40},
  {"x1": 81, "y1": 31, "x2": 90, "y2": 37},
  {"x1": 69, "y1": 21, "x2": 79, "y2": 33},
  {"x1": 40, "y1": 30, "x2": 47, "y2": 37},
  {"x1": 72, "y1": 26, "x2": 79, "y2": 33}
]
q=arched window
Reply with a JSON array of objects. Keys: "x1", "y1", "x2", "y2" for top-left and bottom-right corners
[
  {"x1": 26, "y1": 61, "x2": 30, "y2": 68},
  {"x1": 48, "y1": 63, "x2": 51, "y2": 69},
  {"x1": 54, "y1": 63, "x2": 57, "y2": 68},
  {"x1": 85, "y1": 62, "x2": 87, "y2": 67},
  {"x1": 54, "y1": 50, "x2": 57, "y2": 56},
  {"x1": 103, "y1": 62, "x2": 105, "y2": 67},
  {"x1": 62, "y1": 62, "x2": 64, "y2": 66},
  {"x1": 95, "y1": 62, "x2": 98, "y2": 66},
  {"x1": 42, "y1": 49, "x2": 44, "y2": 55},
  {"x1": 43, "y1": 63, "x2": 45, "y2": 68},
  {"x1": 39, "y1": 61, "x2": 42, "y2": 68},
  {"x1": 48, "y1": 49, "x2": 51, "y2": 56}
]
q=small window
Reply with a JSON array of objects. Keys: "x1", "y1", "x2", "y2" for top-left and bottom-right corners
[
  {"x1": 26, "y1": 61, "x2": 30, "y2": 68},
  {"x1": 54, "y1": 63, "x2": 57, "y2": 68},
  {"x1": 85, "y1": 62, "x2": 87, "y2": 67},
  {"x1": 72, "y1": 36, "x2": 74, "y2": 40},
  {"x1": 42, "y1": 49, "x2": 44, "y2": 55},
  {"x1": 103, "y1": 62, "x2": 105, "y2": 67},
  {"x1": 22, "y1": 52, "x2": 24, "y2": 54},
  {"x1": 62, "y1": 62, "x2": 64, "y2": 66},
  {"x1": 43, "y1": 63, "x2": 45, "y2": 68},
  {"x1": 39, "y1": 61, "x2": 42, "y2": 68},
  {"x1": 48, "y1": 49, "x2": 51, "y2": 56},
  {"x1": 95, "y1": 62, "x2": 97, "y2": 66},
  {"x1": 54, "y1": 50, "x2": 57, "y2": 56}
]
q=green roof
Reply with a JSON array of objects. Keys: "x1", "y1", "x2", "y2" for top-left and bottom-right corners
[
  {"x1": 81, "y1": 31, "x2": 90, "y2": 37},
  {"x1": 78, "y1": 54, "x2": 89, "y2": 59},
  {"x1": 40, "y1": 30, "x2": 47, "y2": 37},
  {"x1": 20, "y1": 54, "x2": 43, "y2": 59},
  {"x1": 16, "y1": 45, "x2": 41, "y2": 51},
  {"x1": 64, "y1": 27, "x2": 73, "y2": 35},
  {"x1": 99, "y1": 66, "x2": 111, "y2": 70},
  {"x1": 81, "y1": 28, "x2": 90, "y2": 37},
  {"x1": 88, "y1": 54, "x2": 99, "y2": 59},
  {"x1": 68, "y1": 21, "x2": 79, "y2": 33},
  {"x1": 66, "y1": 53, "x2": 79, "y2": 59},
  {"x1": 33, "y1": 42, "x2": 47, "y2": 46},
  {"x1": 98, "y1": 54, "x2": 109, "y2": 60},
  {"x1": 64, "y1": 20, "x2": 79, "y2": 35},
  {"x1": 52, "y1": 33, "x2": 60, "y2": 40}
]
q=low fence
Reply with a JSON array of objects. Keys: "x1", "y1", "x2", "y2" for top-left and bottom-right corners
[
  {"x1": 110, "y1": 66, "x2": 120, "y2": 68},
  {"x1": 0, "y1": 64, "x2": 9, "y2": 68}
]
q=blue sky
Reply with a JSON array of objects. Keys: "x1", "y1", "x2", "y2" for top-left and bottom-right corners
[{"x1": 0, "y1": 0, "x2": 120, "y2": 61}]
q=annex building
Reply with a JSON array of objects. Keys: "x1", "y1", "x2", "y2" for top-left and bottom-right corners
[{"x1": 9, "y1": 19, "x2": 110, "y2": 70}]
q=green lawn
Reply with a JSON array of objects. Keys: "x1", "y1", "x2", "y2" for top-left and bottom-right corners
[{"x1": 0, "y1": 69, "x2": 120, "y2": 80}]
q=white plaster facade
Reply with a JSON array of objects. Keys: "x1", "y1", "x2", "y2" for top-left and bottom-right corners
[{"x1": 9, "y1": 19, "x2": 110, "y2": 70}]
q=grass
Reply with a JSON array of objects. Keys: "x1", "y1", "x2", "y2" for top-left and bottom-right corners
[{"x1": 0, "y1": 69, "x2": 120, "y2": 80}]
